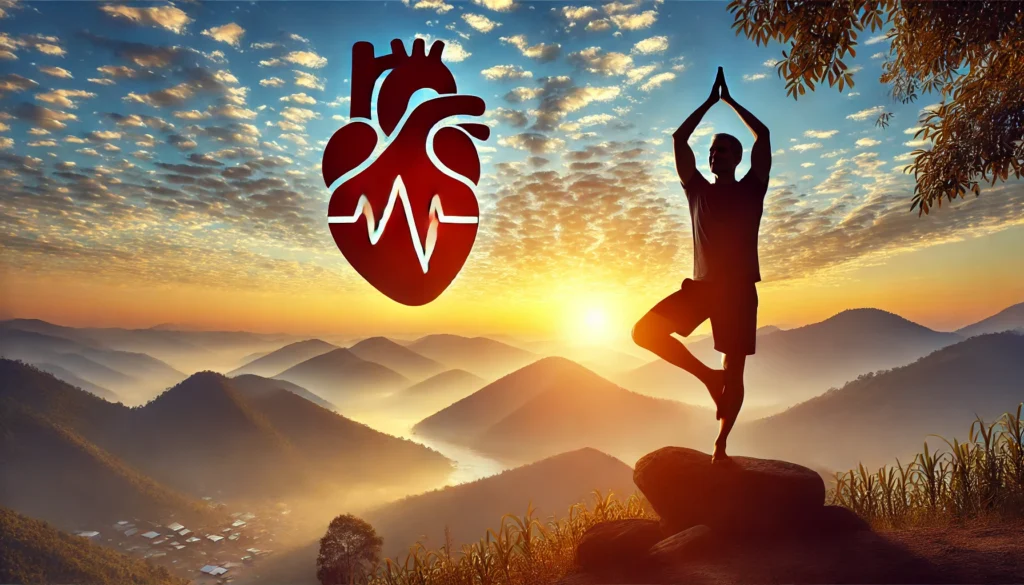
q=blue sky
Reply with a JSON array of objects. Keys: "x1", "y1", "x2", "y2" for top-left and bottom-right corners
[{"x1": 1, "y1": 0, "x2": 1022, "y2": 337}]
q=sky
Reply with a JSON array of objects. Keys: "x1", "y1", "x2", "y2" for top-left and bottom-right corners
[{"x1": 1, "y1": 0, "x2": 1022, "y2": 345}]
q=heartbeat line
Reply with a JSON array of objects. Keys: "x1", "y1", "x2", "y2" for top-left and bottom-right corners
[{"x1": 327, "y1": 175, "x2": 478, "y2": 274}]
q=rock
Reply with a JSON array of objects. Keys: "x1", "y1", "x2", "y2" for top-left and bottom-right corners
[
  {"x1": 575, "y1": 518, "x2": 665, "y2": 570},
  {"x1": 648, "y1": 525, "x2": 713, "y2": 563},
  {"x1": 812, "y1": 505, "x2": 871, "y2": 535},
  {"x1": 633, "y1": 447, "x2": 825, "y2": 536}
]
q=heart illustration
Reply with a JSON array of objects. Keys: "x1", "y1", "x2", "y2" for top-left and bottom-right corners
[{"x1": 322, "y1": 39, "x2": 489, "y2": 306}]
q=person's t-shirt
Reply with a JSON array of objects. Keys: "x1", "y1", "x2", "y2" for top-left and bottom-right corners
[{"x1": 682, "y1": 170, "x2": 768, "y2": 284}]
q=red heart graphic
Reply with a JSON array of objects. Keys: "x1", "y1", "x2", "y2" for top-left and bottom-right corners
[{"x1": 322, "y1": 39, "x2": 489, "y2": 306}]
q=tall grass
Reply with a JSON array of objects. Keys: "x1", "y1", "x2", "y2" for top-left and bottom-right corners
[
  {"x1": 828, "y1": 404, "x2": 1024, "y2": 529},
  {"x1": 367, "y1": 490, "x2": 653, "y2": 585},
  {"x1": 366, "y1": 404, "x2": 1024, "y2": 585}
]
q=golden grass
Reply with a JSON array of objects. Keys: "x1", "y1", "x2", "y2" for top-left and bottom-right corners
[
  {"x1": 366, "y1": 403, "x2": 1024, "y2": 585},
  {"x1": 827, "y1": 404, "x2": 1024, "y2": 530}
]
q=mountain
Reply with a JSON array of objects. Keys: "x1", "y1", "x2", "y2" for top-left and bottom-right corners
[
  {"x1": 0, "y1": 319, "x2": 102, "y2": 348},
  {"x1": 383, "y1": 369, "x2": 486, "y2": 417},
  {"x1": 733, "y1": 332, "x2": 1024, "y2": 470},
  {"x1": 231, "y1": 373, "x2": 337, "y2": 411},
  {"x1": 414, "y1": 357, "x2": 714, "y2": 464},
  {"x1": 0, "y1": 401, "x2": 212, "y2": 531},
  {"x1": 956, "y1": 302, "x2": 1024, "y2": 337},
  {"x1": 475, "y1": 366, "x2": 714, "y2": 464},
  {"x1": 74, "y1": 347, "x2": 185, "y2": 391},
  {"x1": 406, "y1": 334, "x2": 538, "y2": 379},
  {"x1": 0, "y1": 507, "x2": 187, "y2": 585},
  {"x1": 241, "y1": 386, "x2": 453, "y2": 485},
  {"x1": 33, "y1": 362, "x2": 119, "y2": 401},
  {"x1": 620, "y1": 308, "x2": 963, "y2": 409},
  {"x1": 128, "y1": 371, "x2": 310, "y2": 498},
  {"x1": 273, "y1": 348, "x2": 409, "y2": 409},
  {"x1": 348, "y1": 336, "x2": 445, "y2": 381},
  {"x1": 227, "y1": 338, "x2": 338, "y2": 377},
  {"x1": 413, "y1": 357, "x2": 591, "y2": 443},
  {"x1": 364, "y1": 448, "x2": 640, "y2": 559}
]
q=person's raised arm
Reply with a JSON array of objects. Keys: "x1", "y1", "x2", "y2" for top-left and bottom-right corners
[
  {"x1": 673, "y1": 72, "x2": 721, "y2": 187},
  {"x1": 719, "y1": 73, "x2": 771, "y2": 185}
]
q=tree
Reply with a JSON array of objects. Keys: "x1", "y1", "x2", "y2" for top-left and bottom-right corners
[
  {"x1": 316, "y1": 514, "x2": 383, "y2": 585},
  {"x1": 726, "y1": 0, "x2": 1024, "y2": 215}
]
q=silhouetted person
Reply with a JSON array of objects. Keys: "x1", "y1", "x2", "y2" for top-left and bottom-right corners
[{"x1": 632, "y1": 67, "x2": 770, "y2": 462}]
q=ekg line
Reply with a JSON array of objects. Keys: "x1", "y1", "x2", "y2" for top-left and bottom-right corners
[{"x1": 327, "y1": 175, "x2": 478, "y2": 274}]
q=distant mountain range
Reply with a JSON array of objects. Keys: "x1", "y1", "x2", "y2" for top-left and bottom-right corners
[
  {"x1": 363, "y1": 448, "x2": 640, "y2": 559},
  {"x1": 619, "y1": 308, "x2": 965, "y2": 410},
  {"x1": 956, "y1": 302, "x2": 1024, "y2": 338},
  {"x1": 0, "y1": 359, "x2": 452, "y2": 530},
  {"x1": 381, "y1": 369, "x2": 487, "y2": 419},
  {"x1": 227, "y1": 338, "x2": 338, "y2": 378},
  {"x1": 732, "y1": 331, "x2": 1024, "y2": 470},
  {"x1": 348, "y1": 337, "x2": 446, "y2": 381},
  {"x1": 0, "y1": 506, "x2": 188, "y2": 585},
  {"x1": 273, "y1": 348, "x2": 410, "y2": 410},
  {"x1": 406, "y1": 334, "x2": 538, "y2": 379},
  {"x1": 415, "y1": 357, "x2": 715, "y2": 464}
]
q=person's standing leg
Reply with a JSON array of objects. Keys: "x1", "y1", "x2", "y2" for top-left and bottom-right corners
[{"x1": 713, "y1": 353, "x2": 745, "y2": 462}]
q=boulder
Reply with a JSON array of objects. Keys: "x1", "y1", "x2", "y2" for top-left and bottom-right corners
[
  {"x1": 633, "y1": 447, "x2": 825, "y2": 535},
  {"x1": 575, "y1": 518, "x2": 666, "y2": 570},
  {"x1": 648, "y1": 525, "x2": 713, "y2": 563}
]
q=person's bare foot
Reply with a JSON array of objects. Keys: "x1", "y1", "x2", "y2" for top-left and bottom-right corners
[
  {"x1": 711, "y1": 440, "x2": 729, "y2": 463},
  {"x1": 703, "y1": 369, "x2": 726, "y2": 420}
]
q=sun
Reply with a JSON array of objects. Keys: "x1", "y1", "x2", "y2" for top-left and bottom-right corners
[{"x1": 581, "y1": 306, "x2": 611, "y2": 342}]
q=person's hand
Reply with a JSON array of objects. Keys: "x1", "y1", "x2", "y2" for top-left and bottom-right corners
[
  {"x1": 718, "y1": 67, "x2": 733, "y2": 104},
  {"x1": 707, "y1": 67, "x2": 723, "y2": 105}
]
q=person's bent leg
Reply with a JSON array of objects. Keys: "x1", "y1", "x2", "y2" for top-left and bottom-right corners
[{"x1": 632, "y1": 310, "x2": 725, "y2": 409}]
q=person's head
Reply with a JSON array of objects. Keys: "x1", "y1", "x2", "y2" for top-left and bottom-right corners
[{"x1": 709, "y1": 133, "x2": 742, "y2": 177}]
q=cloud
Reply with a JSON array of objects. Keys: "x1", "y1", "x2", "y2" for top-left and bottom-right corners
[
  {"x1": 35, "y1": 89, "x2": 96, "y2": 109},
  {"x1": 472, "y1": 0, "x2": 516, "y2": 11},
  {"x1": 123, "y1": 67, "x2": 232, "y2": 108},
  {"x1": 561, "y1": 5, "x2": 599, "y2": 26},
  {"x1": 610, "y1": 10, "x2": 657, "y2": 30},
  {"x1": 202, "y1": 23, "x2": 245, "y2": 47},
  {"x1": 625, "y1": 64, "x2": 657, "y2": 85},
  {"x1": 83, "y1": 34, "x2": 184, "y2": 68},
  {"x1": 1, "y1": 32, "x2": 66, "y2": 57},
  {"x1": 847, "y1": 105, "x2": 885, "y2": 121},
  {"x1": 640, "y1": 72, "x2": 675, "y2": 92},
  {"x1": 855, "y1": 137, "x2": 881, "y2": 148},
  {"x1": 463, "y1": 13, "x2": 500, "y2": 32},
  {"x1": 489, "y1": 107, "x2": 529, "y2": 127},
  {"x1": 497, "y1": 132, "x2": 565, "y2": 154},
  {"x1": 38, "y1": 65, "x2": 72, "y2": 78},
  {"x1": 12, "y1": 102, "x2": 78, "y2": 129},
  {"x1": 0, "y1": 73, "x2": 38, "y2": 94},
  {"x1": 743, "y1": 72, "x2": 768, "y2": 82},
  {"x1": 280, "y1": 92, "x2": 317, "y2": 105},
  {"x1": 764, "y1": 58, "x2": 780, "y2": 67},
  {"x1": 865, "y1": 33, "x2": 889, "y2": 45},
  {"x1": 804, "y1": 129, "x2": 838, "y2": 139},
  {"x1": 790, "y1": 142, "x2": 822, "y2": 152},
  {"x1": 260, "y1": 77, "x2": 285, "y2": 88},
  {"x1": 413, "y1": 34, "x2": 471, "y2": 63},
  {"x1": 632, "y1": 36, "x2": 668, "y2": 55},
  {"x1": 411, "y1": 0, "x2": 453, "y2": 14},
  {"x1": 294, "y1": 70, "x2": 325, "y2": 90},
  {"x1": 515, "y1": 76, "x2": 621, "y2": 132},
  {"x1": 481, "y1": 64, "x2": 532, "y2": 80},
  {"x1": 500, "y1": 34, "x2": 560, "y2": 62},
  {"x1": 567, "y1": 47, "x2": 633, "y2": 76},
  {"x1": 99, "y1": 4, "x2": 192, "y2": 34},
  {"x1": 586, "y1": 19, "x2": 611, "y2": 31}
]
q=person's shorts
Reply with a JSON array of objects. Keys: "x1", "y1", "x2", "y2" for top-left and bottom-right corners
[{"x1": 648, "y1": 278, "x2": 758, "y2": 356}]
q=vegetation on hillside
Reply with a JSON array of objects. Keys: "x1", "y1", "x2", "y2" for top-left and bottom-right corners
[
  {"x1": 0, "y1": 506, "x2": 186, "y2": 585},
  {"x1": 359, "y1": 405, "x2": 1024, "y2": 585},
  {"x1": 828, "y1": 403, "x2": 1024, "y2": 528}
]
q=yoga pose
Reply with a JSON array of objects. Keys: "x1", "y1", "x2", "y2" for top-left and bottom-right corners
[{"x1": 632, "y1": 67, "x2": 770, "y2": 462}]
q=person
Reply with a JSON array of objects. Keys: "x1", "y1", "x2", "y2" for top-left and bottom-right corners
[{"x1": 631, "y1": 67, "x2": 770, "y2": 463}]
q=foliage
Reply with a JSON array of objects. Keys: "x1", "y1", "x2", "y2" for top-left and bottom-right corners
[
  {"x1": 0, "y1": 506, "x2": 185, "y2": 585},
  {"x1": 828, "y1": 403, "x2": 1024, "y2": 528},
  {"x1": 318, "y1": 513, "x2": 385, "y2": 585},
  {"x1": 366, "y1": 491, "x2": 652, "y2": 585},
  {"x1": 726, "y1": 0, "x2": 1024, "y2": 214}
]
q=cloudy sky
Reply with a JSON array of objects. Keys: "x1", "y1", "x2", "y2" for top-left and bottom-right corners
[{"x1": 1, "y1": 0, "x2": 1022, "y2": 343}]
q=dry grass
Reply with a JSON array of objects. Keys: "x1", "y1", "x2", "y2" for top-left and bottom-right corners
[
  {"x1": 365, "y1": 403, "x2": 1024, "y2": 585},
  {"x1": 827, "y1": 404, "x2": 1024, "y2": 530}
]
